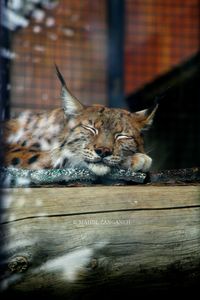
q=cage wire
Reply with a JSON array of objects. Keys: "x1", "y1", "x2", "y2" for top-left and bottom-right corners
[
  {"x1": 124, "y1": 0, "x2": 200, "y2": 170},
  {"x1": 4, "y1": 0, "x2": 199, "y2": 113},
  {"x1": 124, "y1": 0, "x2": 200, "y2": 94},
  {"x1": 8, "y1": 0, "x2": 107, "y2": 115}
]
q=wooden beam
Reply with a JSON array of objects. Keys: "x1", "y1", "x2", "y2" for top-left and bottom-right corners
[{"x1": 0, "y1": 185, "x2": 200, "y2": 298}]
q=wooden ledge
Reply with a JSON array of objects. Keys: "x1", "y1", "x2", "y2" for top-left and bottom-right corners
[
  {"x1": 0, "y1": 185, "x2": 200, "y2": 297},
  {"x1": 1, "y1": 185, "x2": 200, "y2": 221}
]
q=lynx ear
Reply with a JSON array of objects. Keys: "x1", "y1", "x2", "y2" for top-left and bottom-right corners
[
  {"x1": 133, "y1": 104, "x2": 158, "y2": 130},
  {"x1": 55, "y1": 64, "x2": 84, "y2": 116}
]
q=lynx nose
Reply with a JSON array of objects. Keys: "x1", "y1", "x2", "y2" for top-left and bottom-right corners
[{"x1": 95, "y1": 147, "x2": 112, "y2": 158}]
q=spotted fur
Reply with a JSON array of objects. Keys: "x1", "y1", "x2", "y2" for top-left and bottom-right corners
[{"x1": 1, "y1": 67, "x2": 158, "y2": 175}]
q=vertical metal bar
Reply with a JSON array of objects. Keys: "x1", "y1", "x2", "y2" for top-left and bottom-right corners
[
  {"x1": 0, "y1": 0, "x2": 10, "y2": 121},
  {"x1": 107, "y1": 0, "x2": 125, "y2": 108}
]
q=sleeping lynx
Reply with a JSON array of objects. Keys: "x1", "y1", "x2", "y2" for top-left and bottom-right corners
[{"x1": 2, "y1": 66, "x2": 158, "y2": 176}]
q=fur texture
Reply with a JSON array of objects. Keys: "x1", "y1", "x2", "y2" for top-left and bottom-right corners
[{"x1": 1, "y1": 67, "x2": 158, "y2": 175}]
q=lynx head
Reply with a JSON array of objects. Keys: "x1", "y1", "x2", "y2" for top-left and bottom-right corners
[{"x1": 53, "y1": 66, "x2": 158, "y2": 175}]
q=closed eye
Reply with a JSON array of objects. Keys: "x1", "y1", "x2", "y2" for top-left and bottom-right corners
[
  {"x1": 81, "y1": 125, "x2": 98, "y2": 135},
  {"x1": 115, "y1": 134, "x2": 134, "y2": 141}
]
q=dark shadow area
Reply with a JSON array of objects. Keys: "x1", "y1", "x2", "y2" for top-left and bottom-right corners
[
  {"x1": 126, "y1": 53, "x2": 200, "y2": 170},
  {"x1": 1, "y1": 282, "x2": 199, "y2": 300}
]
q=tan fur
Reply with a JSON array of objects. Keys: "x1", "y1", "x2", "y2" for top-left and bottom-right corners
[{"x1": 1, "y1": 68, "x2": 157, "y2": 175}]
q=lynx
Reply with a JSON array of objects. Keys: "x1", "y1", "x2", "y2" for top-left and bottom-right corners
[{"x1": 1, "y1": 66, "x2": 158, "y2": 176}]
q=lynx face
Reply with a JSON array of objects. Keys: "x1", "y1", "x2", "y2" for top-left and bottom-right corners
[
  {"x1": 52, "y1": 106, "x2": 148, "y2": 175},
  {"x1": 51, "y1": 67, "x2": 158, "y2": 175}
]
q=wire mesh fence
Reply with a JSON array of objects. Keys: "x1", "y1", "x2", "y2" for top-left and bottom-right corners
[
  {"x1": 124, "y1": 0, "x2": 200, "y2": 95},
  {"x1": 2, "y1": 0, "x2": 199, "y2": 114},
  {"x1": 8, "y1": 0, "x2": 108, "y2": 115}
]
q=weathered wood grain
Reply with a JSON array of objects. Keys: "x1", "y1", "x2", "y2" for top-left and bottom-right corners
[{"x1": 0, "y1": 185, "x2": 200, "y2": 298}]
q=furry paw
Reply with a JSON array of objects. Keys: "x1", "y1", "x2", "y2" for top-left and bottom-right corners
[{"x1": 130, "y1": 153, "x2": 152, "y2": 172}]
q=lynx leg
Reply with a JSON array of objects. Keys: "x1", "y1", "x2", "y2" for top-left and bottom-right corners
[{"x1": 130, "y1": 153, "x2": 152, "y2": 172}]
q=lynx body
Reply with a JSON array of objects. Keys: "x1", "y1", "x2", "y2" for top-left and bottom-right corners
[{"x1": 2, "y1": 67, "x2": 157, "y2": 176}]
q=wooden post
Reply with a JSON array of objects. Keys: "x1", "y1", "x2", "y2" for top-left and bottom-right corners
[{"x1": 0, "y1": 185, "x2": 200, "y2": 298}]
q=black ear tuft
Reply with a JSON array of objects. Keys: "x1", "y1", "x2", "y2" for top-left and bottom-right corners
[
  {"x1": 55, "y1": 63, "x2": 67, "y2": 88},
  {"x1": 54, "y1": 64, "x2": 84, "y2": 115},
  {"x1": 145, "y1": 102, "x2": 158, "y2": 117},
  {"x1": 133, "y1": 103, "x2": 158, "y2": 131}
]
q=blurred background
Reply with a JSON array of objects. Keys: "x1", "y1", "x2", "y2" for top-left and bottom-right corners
[{"x1": 0, "y1": 0, "x2": 200, "y2": 170}]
